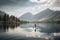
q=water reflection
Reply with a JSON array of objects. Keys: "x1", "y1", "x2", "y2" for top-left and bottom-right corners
[
  {"x1": 0, "y1": 22, "x2": 20, "y2": 32},
  {"x1": 38, "y1": 23, "x2": 60, "y2": 33},
  {"x1": 0, "y1": 23, "x2": 60, "y2": 40}
]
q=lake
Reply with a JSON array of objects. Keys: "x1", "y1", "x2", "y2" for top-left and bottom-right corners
[{"x1": 0, "y1": 23, "x2": 60, "y2": 40}]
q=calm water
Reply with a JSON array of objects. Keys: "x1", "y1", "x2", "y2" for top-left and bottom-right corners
[{"x1": 0, "y1": 23, "x2": 60, "y2": 40}]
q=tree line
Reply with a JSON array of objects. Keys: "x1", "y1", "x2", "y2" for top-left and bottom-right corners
[{"x1": 0, "y1": 11, "x2": 28, "y2": 27}]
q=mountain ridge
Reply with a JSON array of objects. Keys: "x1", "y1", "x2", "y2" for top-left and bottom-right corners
[
  {"x1": 19, "y1": 12, "x2": 34, "y2": 21},
  {"x1": 19, "y1": 8, "x2": 60, "y2": 22}
]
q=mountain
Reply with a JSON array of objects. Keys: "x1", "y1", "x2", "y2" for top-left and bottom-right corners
[
  {"x1": 48, "y1": 11, "x2": 60, "y2": 22},
  {"x1": 33, "y1": 9, "x2": 55, "y2": 20},
  {"x1": 19, "y1": 12, "x2": 33, "y2": 21},
  {"x1": 19, "y1": 9, "x2": 60, "y2": 22},
  {"x1": 33, "y1": 9, "x2": 60, "y2": 22}
]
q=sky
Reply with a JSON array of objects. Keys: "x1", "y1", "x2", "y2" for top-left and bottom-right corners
[{"x1": 0, "y1": 0, "x2": 60, "y2": 17}]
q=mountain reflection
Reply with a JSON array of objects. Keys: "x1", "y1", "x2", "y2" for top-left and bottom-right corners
[
  {"x1": 0, "y1": 23, "x2": 60, "y2": 40},
  {"x1": 37, "y1": 23, "x2": 60, "y2": 33}
]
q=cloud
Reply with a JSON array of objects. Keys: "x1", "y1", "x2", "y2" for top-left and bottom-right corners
[
  {"x1": 52, "y1": 0, "x2": 60, "y2": 7},
  {"x1": 0, "y1": 0, "x2": 12, "y2": 5},
  {"x1": 0, "y1": 0, "x2": 47, "y2": 7},
  {"x1": 49, "y1": 0, "x2": 60, "y2": 11},
  {"x1": 0, "y1": 0, "x2": 28, "y2": 6},
  {"x1": 1, "y1": 0, "x2": 60, "y2": 17},
  {"x1": 0, "y1": 0, "x2": 49, "y2": 17},
  {"x1": 29, "y1": 0, "x2": 48, "y2": 3}
]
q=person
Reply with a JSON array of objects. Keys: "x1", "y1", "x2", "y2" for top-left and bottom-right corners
[
  {"x1": 34, "y1": 24, "x2": 37, "y2": 32},
  {"x1": 35, "y1": 24, "x2": 37, "y2": 28}
]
